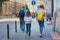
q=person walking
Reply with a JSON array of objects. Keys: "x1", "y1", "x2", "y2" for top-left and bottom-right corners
[
  {"x1": 19, "y1": 6, "x2": 27, "y2": 32},
  {"x1": 37, "y1": 5, "x2": 45, "y2": 37},
  {"x1": 24, "y1": 9, "x2": 32, "y2": 38}
]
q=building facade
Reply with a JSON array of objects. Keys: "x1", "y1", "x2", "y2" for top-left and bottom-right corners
[{"x1": 2, "y1": 0, "x2": 47, "y2": 14}]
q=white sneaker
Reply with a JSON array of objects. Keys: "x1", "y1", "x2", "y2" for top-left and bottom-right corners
[
  {"x1": 40, "y1": 34, "x2": 42, "y2": 37},
  {"x1": 27, "y1": 36, "x2": 31, "y2": 39},
  {"x1": 27, "y1": 36, "x2": 29, "y2": 38},
  {"x1": 25, "y1": 34, "x2": 28, "y2": 38}
]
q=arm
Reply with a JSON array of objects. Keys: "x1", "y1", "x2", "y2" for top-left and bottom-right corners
[{"x1": 43, "y1": 10, "x2": 46, "y2": 17}]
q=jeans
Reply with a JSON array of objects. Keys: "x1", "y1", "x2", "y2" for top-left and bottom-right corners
[
  {"x1": 38, "y1": 20, "x2": 44, "y2": 34},
  {"x1": 26, "y1": 23, "x2": 31, "y2": 36},
  {"x1": 20, "y1": 19, "x2": 25, "y2": 32}
]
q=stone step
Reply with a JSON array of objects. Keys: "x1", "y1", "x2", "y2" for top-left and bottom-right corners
[{"x1": 51, "y1": 32, "x2": 60, "y2": 40}]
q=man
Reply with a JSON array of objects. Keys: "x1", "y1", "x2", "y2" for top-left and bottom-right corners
[{"x1": 19, "y1": 6, "x2": 27, "y2": 32}]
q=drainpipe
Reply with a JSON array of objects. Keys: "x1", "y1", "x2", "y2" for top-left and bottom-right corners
[
  {"x1": 51, "y1": 0, "x2": 54, "y2": 17},
  {"x1": 53, "y1": 0, "x2": 57, "y2": 32}
]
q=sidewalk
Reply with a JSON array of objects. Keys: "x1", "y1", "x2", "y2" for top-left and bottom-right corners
[
  {"x1": 0, "y1": 18, "x2": 19, "y2": 22},
  {"x1": 0, "y1": 18, "x2": 53, "y2": 40}
]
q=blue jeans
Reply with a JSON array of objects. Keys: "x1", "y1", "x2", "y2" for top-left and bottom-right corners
[
  {"x1": 38, "y1": 20, "x2": 44, "y2": 34},
  {"x1": 20, "y1": 20, "x2": 25, "y2": 32},
  {"x1": 26, "y1": 23, "x2": 31, "y2": 36}
]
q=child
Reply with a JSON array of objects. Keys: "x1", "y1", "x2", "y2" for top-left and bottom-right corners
[{"x1": 24, "y1": 9, "x2": 32, "y2": 38}]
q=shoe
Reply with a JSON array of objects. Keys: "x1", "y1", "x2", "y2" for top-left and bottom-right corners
[
  {"x1": 29, "y1": 36, "x2": 32, "y2": 39},
  {"x1": 25, "y1": 34, "x2": 28, "y2": 38},
  {"x1": 40, "y1": 34, "x2": 42, "y2": 37},
  {"x1": 22, "y1": 30, "x2": 25, "y2": 33},
  {"x1": 27, "y1": 36, "x2": 30, "y2": 38},
  {"x1": 27, "y1": 36, "x2": 31, "y2": 39},
  {"x1": 40, "y1": 35, "x2": 42, "y2": 37}
]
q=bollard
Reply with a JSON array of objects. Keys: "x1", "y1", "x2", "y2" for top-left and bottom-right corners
[
  {"x1": 15, "y1": 21, "x2": 17, "y2": 32},
  {"x1": 7, "y1": 24, "x2": 9, "y2": 39}
]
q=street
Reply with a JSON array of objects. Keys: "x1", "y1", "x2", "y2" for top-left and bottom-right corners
[{"x1": 0, "y1": 18, "x2": 53, "y2": 40}]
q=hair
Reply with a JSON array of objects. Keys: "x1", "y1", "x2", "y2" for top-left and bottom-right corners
[
  {"x1": 26, "y1": 10, "x2": 31, "y2": 17},
  {"x1": 22, "y1": 6, "x2": 25, "y2": 8},
  {"x1": 40, "y1": 5, "x2": 44, "y2": 9}
]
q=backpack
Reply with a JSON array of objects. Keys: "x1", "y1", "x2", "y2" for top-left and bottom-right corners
[
  {"x1": 37, "y1": 12, "x2": 44, "y2": 21},
  {"x1": 19, "y1": 10, "x2": 25, "y2": 20}
]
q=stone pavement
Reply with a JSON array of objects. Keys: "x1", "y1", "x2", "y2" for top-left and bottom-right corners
[{"x1": 0, "y1": 18, "x2": 53, "y2": 40}]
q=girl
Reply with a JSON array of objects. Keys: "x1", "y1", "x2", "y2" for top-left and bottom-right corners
[{"x1": 24, "y1": 9, "x2": 32, "y2": 38}]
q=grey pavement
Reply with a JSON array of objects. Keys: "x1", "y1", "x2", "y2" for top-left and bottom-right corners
[{"x1": 0, "y1": 19, "x2": 53, "y2": 40}]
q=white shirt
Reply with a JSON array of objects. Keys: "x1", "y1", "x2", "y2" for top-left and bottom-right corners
[{"x1": 24, "y1": 16, "x2": 32, "y2": 24}]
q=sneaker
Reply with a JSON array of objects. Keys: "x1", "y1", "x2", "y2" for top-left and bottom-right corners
[
  {"x1": 21, "y1": 28, "x2": 25, "y2": 33},
  {"x1": 29, "y1": 36, "x2": 32, "y2": 39},
  {"x1": 27, "y1": 36, "x2": 30, "y2": 38},
  {"x1": 40, "y1": 35, "x2": 42, "y2": 37},
  {"x1": 25, "y1": 34, "x2": 28, "y2": 38},
  {"x1": 27, "y1": 36, "x2": 31, "y2": 39},
  {"x1": 40, "y1": 34, "x2": 42, "y2": 37}
]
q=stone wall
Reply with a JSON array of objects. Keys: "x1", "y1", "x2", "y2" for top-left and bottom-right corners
[
  {"x1": 2, "y1": 1, "x2": 24, "y2": 14},
  {"x1": 56, "y1": 11, "x2": 60, "y2": 34},
  {"x1": 0, "y1": 2, "x2": 2, "y2": 13},
  {"x1": 55, "y1": 0, "x2": 60, "y2": 34}
]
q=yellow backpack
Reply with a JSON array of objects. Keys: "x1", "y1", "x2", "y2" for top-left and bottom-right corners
[{"x1": 37, "y1": 12, "x2": 44, "y2": 21}]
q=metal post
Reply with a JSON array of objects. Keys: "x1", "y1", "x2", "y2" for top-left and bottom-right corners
[
  {"x1": 53, "y1": 12, "x2": 56, "y2": 31},
  {"x1": 15, "y1": 21, "x2": 17, "y2": 32},
  {"x1": 7, "y1": 24, "x2": 9, "y2": 39}
]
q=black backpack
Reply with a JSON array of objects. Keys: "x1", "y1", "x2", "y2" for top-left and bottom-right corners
[{"x1": 19, "y1": 10, "x2": 25, "y2": 20}]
